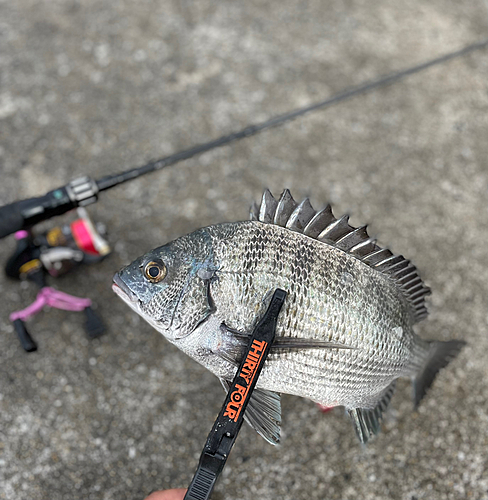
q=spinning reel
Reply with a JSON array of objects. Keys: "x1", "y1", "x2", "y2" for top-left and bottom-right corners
[{"x1": 5, "y1": 208, "x2": 110, "y2": 352}]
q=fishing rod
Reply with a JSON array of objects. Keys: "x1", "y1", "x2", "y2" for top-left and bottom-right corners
[
  {"x1": 1, "y1": 37, "x2": 487, "y2": 240},
  {"x1": 1, "y1": 38, "x2": 487, "y2": 352}
]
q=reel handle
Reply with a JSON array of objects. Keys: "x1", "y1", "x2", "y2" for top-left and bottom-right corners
[
  {"x1": 12, "y1": 319, "x2": 38, "y2": 352},
  {"x1": 84, "y1": 306, "x2": 106, "y2": 338}
]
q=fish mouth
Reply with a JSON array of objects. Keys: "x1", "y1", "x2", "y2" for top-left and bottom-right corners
[
  {"x1": 112, "y1": 273, "x2": 139, "y2": 303},
  {"x1": 112, "y1": 272, "x2": 169, "y2": 335}
]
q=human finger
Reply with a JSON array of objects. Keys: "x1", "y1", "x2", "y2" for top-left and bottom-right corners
[{"x1": 144, "y1": 488, "x2": 187, "y2": 500}]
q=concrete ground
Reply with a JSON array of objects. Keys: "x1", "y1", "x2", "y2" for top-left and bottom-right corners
[{"x1": 1, "y1": 1, "x2": 488, "y2": 499}]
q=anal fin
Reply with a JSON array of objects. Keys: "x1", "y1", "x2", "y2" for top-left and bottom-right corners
[
  {"x1": 220, "y1": 378, "x2": 281, "y2": 445},
  {"x1": 347, "y1": 380, "x2": 396, "y2": 444}
]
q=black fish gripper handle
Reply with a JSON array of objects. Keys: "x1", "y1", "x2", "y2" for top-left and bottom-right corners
[{"x1": 184, "y1": 288, "x2": 287, "y2": 500}]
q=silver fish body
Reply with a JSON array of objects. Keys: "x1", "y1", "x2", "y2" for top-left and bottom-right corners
[
  {"x1": 113, "y1": 190, "x2": 464, "y2": 444},
  {"x1": 185, "y1": 221, "x2": 424, "y2": 405}
]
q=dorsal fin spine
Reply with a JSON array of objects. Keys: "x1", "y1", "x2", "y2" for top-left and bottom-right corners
[
  {"x1": 286, "y1": 198, "x2": 316, "y2": 231},
  {"x1": 350, "y1": 237, "x2": 377, "y2": 256},
  {"x1": 378, "y1": 255, "x2": 405, "y2": 270},
  {"x1": 402, "y1": 277, "x2": 423, "y2": 289},
  {"x1": 274, "y1": 189, "x2": 297, "y2": 226},
  {"x1": 395, "y1": 266, "x2": 417, "y2": 279},
  {"x1": 259, "y1": 189, "x2": 278, "y2": 223},
  {"x1": 387, "y1": 260, "x2": 411, "y2": 272},
  {"x1": 318, "y1": 214, "x2": 351, "y2": 241},
  {"x1": 362, "y1": 248, "x2": 393, "y2": 266},
  {"x1": 407, "y1": 283, "x2": 424, "y2": 293},
  {"x1": 376, "y1": 258, "x2": 405, "y2": 273},
  {"x1": 374, "y1": 257, "x2": 397, "y2": 268},
  {"x1": 364, "y1": 247, "x2": 388, "y2": 258},
  {"x1": 410, "y1": 288, "x2": 430, "y2": 300},
  {"x1": 401, "y1": 272, "x2": 420, "y2": 282},
  {"x1": 303, "y1": 205, "x2": 335, "y2": 238},
  {"x1": 336, "y1": 225, "x2": 367, "y2": 243},
  {"x1": 350, "y1": 237, "x2": 376, "y2": 251}
]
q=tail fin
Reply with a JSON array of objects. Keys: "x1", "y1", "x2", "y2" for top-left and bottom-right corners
[{"x1": 413, "y1": 340, "x2": 466, "y2": 408}]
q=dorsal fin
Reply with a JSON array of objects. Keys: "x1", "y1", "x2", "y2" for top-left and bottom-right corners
[{"x1": 251, "y1": 189, "x2": 430, "y2": 323}]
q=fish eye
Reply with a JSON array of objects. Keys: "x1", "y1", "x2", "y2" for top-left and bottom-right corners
[{"x1": 143, "y1": 260, "x2": 167, "y2": 283}]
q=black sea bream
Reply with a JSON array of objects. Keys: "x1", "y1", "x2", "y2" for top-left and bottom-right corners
[{"x1": 113, "y1": 189, "x2": 465, "y2": 444}]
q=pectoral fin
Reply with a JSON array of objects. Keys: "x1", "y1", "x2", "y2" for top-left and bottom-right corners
[
  {"x1": 272, "y1": 337, "x2": 356, "y2": 350},
  {"x1": 220, "y1": 322, "x2": 355, "y2": 360},
  {"x1": 220, "y1": 378, "x2": 282, "y2": 445}
]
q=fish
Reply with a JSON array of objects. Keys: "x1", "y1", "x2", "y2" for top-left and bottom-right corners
[{"x1": 112, "y1": 189, "x2": 465, "y2": 445}]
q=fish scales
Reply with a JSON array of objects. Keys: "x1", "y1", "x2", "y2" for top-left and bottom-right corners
[
  {"x1": 205, "y1": 221, "x2": 422, "y2": 406},
  {"x1": 113, "y1": 189, "x2": 465, "y2": 444}
]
